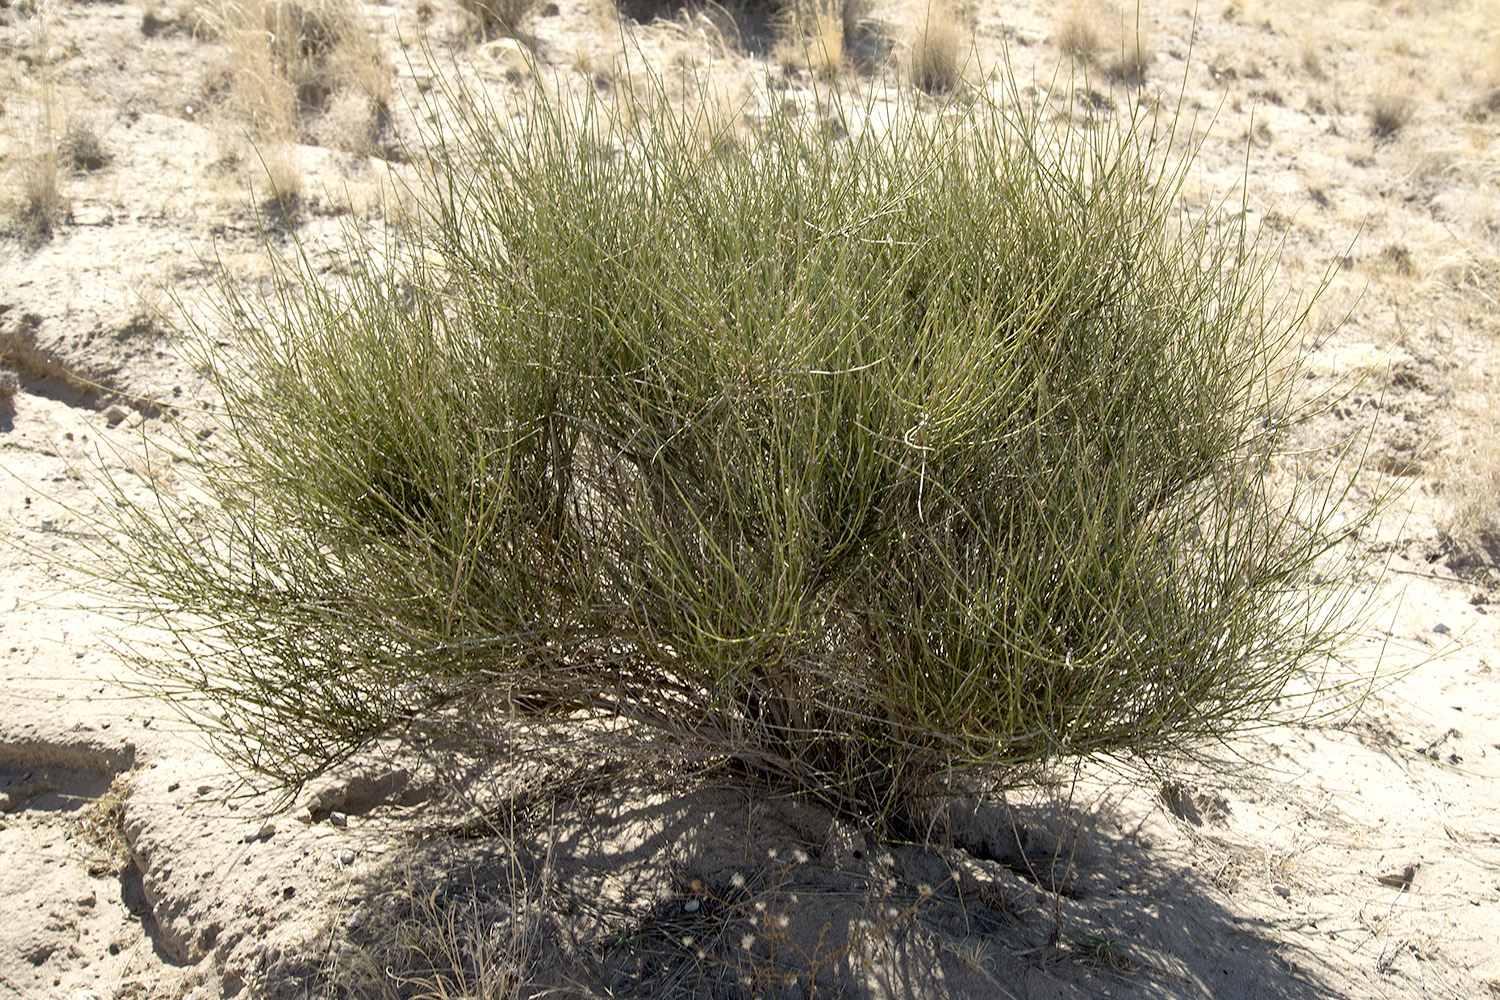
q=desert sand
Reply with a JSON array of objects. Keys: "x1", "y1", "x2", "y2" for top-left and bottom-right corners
[{"x1": 3, "y1": 0, "x2": 1500, "y2": 997}]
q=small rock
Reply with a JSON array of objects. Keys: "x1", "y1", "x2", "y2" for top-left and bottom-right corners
[
  {"x1": 345, "y1": 911, "x2": 365, "y2": 930},
  {"x1": 1433, "y1": 622, "x2": 1451, "y2": 635},
  {"x1": 104, "y1": 406, "x2": 128, "y2": 427},
  {"x1": 243, "y1": 820, "x2": 276, "y2": 843},
  {"x1": 336, "y1": 848, "x2": 356, "y2": 867},
  {"x1": 328, "y1": 811, "x2": 348, "y2": 827},
  {"x1": 682, "y1": 899, "x2": 700, "y2": 913},
  {"x1": 1272, "y1": 883, "x2": 1292, "y2": 898}
]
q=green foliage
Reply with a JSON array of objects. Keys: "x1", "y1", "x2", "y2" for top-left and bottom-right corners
[{"x1": 94, "y1": 70, "x2": 1369, "y2": 834}]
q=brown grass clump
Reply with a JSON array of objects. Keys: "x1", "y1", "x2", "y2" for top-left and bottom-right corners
[
  {"x1": 1056, "y1": 2, "x2": 1101, "y2": 64},
  {"x1": 205, "y1": 0, "x2": 391, "y2": 145},
  {"x1": 70, "y1": 773, "x2": 136, "y2": 878},
  {"x1": 1371, "y1": 86, "x2": 1415, "y2": 136},
  {"x1": 17, "y1": 149, "x2": 65, "y2": 236},
  {"x1": 907, "y1": 0, "x2": 962, "y2": 93},
  {"x1": 6, "y1": 0, "x2": 68, "y2": 237},
  {"x1": 63, "y1": 115, "x2": 110, "y2": 171},
  {"x1": 1054, "y1": 3, "x2": 1152, "y2": 84},
  {"x1": 1445, "y1": 399, "x2": 1500, "y2": 555},
  {"x1": 321, "y1": 851, "x2": 549, "y2": 999},
  {"x1": 777, "y1": 0, "x2": 852, "y2": 79},
  {"x1": 456, "y1": 0, "x2": 539, "y2": 36},
  {"x1": 255, "y1": 142, "x2": 304, "y2": 217},
  {"x1": 1107, "y1": 11, "x2": 1152, "y2": 84}
]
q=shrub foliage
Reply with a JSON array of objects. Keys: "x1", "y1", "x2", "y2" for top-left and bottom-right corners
[{"x1": 101, "y1": 74, "x2": 1364, "y2": 832}]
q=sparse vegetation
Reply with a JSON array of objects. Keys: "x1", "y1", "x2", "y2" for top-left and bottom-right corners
[
  {"x1": 1445, "y1": 404, "x2": 1500, "y2": 555},
  {"x1": 1054, "y1": 2, "x2": 1152, "y2": 84},
  {"x1": 1371, "y1": 86, "x2": 1415, "y2": 136},
  {"x1": 70, "y1": 773, "x2": 135, "y2": 878},
  {"x1": 85, "y1": 65, "x2": 1374, "y2": 840},
  {"x1": 324, "y1": 865, "x2": 547, "y2": 999},
  {"x1": 457, "y1": 0, "x2": 540, "y2": 36},
  {"x1": 202, "y1": 0, "x2": 390, "y2": 146},
  {"x1": 1107, "y1": 10, "x2": 1152, "y2": 84},
  {"x1": 17, "y1": 147, "x2": 65, "y2": 235},
  {"x1": 907, "y1": 0, "x2": 962, "y2": 92},
  {"x1": 776, "y1": 0, "x2": 854, "y2": 79},
  {"x1": 1056, "y1": 2, "x2": 1101, "y2": 64},
  {"x1": 8, "y1": 0, "x2": 67, "y2": 237},
  {"x1": 63, "y1": 114, "x2": 109, "y2": 171}
]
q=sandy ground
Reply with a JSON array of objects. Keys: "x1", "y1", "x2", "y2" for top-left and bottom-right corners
[{"x1": 3, "y1": 0, "x2": 1500, "y2": 996}]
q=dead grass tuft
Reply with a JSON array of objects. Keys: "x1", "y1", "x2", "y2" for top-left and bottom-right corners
[
  {"x1": 1056, "y1": 2, "x2": 1100, "y2": 64},
  {"x1": 6, "y1": 0, "x2": 68, "y2": 237},
  {"x1": 777, "y1": 0, "x2": 852, "y2": 79},
  {"x1": 1380, "y1": 243, "x2": 1415, "y2": 277},
  {"x1": 205, "y1": 0, "x2": 391, "y2": 145},
  {"x1": 1054, "y1": 3, "x2": 1152, "y2": 84},
  {"x1": 63, "y1": 114, "x2": 109, "y2": 171},
  {"x1": 1107, "y1": 13, "x2": 1152, "y2": 84},
  {"x1": 320, "y1": 838, "x2": 550, "y2": 999},
  {"x1": 1445, "y1": 404, "x2": 1500, "y2": 555},
  {"x1": 255, "y1": 142, "x2": 304, "y2": 217},
  {"x1": 17, "y1": 150, "x2": 65, "y2": 236},
  {"x1": 906, "y1": 0, "x2": 962, "y2": 93},
  {"x1": 1371, "y1": 86, "x2": 1415, "y2": 136},
  {"x1": 71, "y1": 773, "x2": 136, "y2": 877},
  {"x1": 456, "y1": 0, "x2": 539, "y2": 36}
]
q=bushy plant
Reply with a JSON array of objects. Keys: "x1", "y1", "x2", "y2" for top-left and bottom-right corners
[{"x1": 91, "y1": 70, "x2": 1369, "y2": 834}]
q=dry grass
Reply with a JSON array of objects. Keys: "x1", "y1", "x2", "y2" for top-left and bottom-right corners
[
  {"x1": 1445, "y1": 404, "x2": 1500, "y2": 554},
  {"x1": 6, "y1": 0, "x2": 68, "y2": 237},
  {"x1": 776, "y1": 0, "x2": 850, "y2": 79},
  {"x1": 1299, "y1": 34, "x2": 1325, "y2": 79},
  {"x1": 63, "y1": 114, "x2": 110, "y2": 171},
  {"x1": 70, "y1": 773, "x2": 136, "y2": 878},
  {"x1": 456, "y1": 0, "x2": 540, "y2": 36},
  {"x1": 1054, "y1": 2, "x2": 1152, "y2": 84},
  {"x1": 1371, "y1": 85, "x2": 1416, "y2": 136},
  {"x1": 320, "y1": 830, "x2": 551, "y2": 999},
  {"x1": 906, "y1": 0, "x2": 962, "y2": 93},
  {"x1": 17, "y1": 148, "x2": 65, "y2": 235},
  {"x1": 1107, "y1": 7, "x2": 1152, "y2": 84},
  {"x1": 204, "y1": 0, "x2": 391, "y2": 145},
  {"x1": 1056, "y1": 2, "x2": 1101, "y2": 64},
  {"x1": 254, "y1": 141, "x2": 304, "y2": 216}
]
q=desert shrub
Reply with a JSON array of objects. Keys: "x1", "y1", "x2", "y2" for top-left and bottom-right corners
[{"x1": 91, "y1": 71, "x2": 1369, "y2": 835}]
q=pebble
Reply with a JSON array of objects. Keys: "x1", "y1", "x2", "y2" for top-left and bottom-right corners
[
  {"x1": 1433, "y1": 623, "x2": 1451, "y2": 635},
  {"x1": 336, "y1": 848, "x2": 356, "y2": 867},
  {"x1": 682, "y1": 899, "x2": 700, "y2": 913},
  {"x1": 242, "y1": 821, "x2": 276, "y2": 843},
  {"x1": 346, "y1": 911, "x2": 365, "y2": 930},
  {"x1": 328, "y1": 811, "x2": 348, "y2": 827},
  {"x1": 1272, "y1": 883, "x2": 1291, "y2": 898}
]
